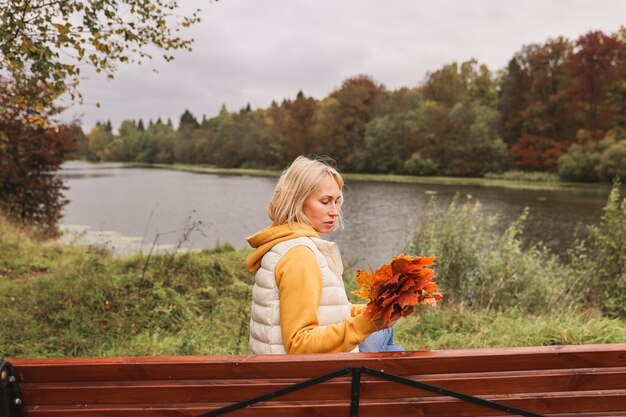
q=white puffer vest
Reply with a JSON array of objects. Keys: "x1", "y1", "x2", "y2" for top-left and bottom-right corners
[{"x1": 249, "y1": 236, "x2": 356, "y2": 354}]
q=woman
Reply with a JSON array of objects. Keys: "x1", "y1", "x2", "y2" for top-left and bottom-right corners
[{"x1": 246, "y1": 155, "x2": 403, "y2": 354}]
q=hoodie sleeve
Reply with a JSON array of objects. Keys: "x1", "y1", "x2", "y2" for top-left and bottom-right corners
[
  {"x1": 350, "y1": 303, "x2": 368, "y2": 317},
  {"x1": 275, "y1": 245, "x2": 378, "y2": 354}
]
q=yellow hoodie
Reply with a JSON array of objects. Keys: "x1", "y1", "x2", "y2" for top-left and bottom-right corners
[{"x1": 246, "y1": 223, "x2": 377, "y2": 353}]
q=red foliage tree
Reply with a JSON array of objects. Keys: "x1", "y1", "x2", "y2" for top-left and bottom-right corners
[
  {"x1": 510, "y1": 133, "x2": 570, "y2": 172},
  {"x1": 0, "y1": 79, "x2": 80, "y2": 235},
  {"x1": 510, "y1": 133, "x2": 540, "y2": 170},
  {"x1": 500, "y1": 38, "x2": 574, "y2": 167},
  {"x1": 567, "y1": 31, "x2": 625, "y2": 138}
]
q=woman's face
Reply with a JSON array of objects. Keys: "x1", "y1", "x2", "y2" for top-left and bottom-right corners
[{"x1": 303, "y1": 175, "x2": 341, "y2": 234}]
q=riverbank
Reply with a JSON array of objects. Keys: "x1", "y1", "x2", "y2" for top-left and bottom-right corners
[
  {"x1": 1, "y1": 214, "x2": 624, "y2": 358},
  {"x1": 140, "y1": 163, "x2": 613, "y2": 193}
]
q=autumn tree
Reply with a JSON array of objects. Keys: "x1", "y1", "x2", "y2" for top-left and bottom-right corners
[
  {"x1": 499, "y1": 38, "x2": 574, "y2": 170},
  {"x1": 0, "y1": 80, "x2": 79, "y2": 235},
  {"x1": 422, "y1": 60, "x2": 498, "y2": 109},
  {"x1": 324, "y1": 75, "x2": 387, "y2": 170},
  {"x1": 0, "y1": 0, "x2": 201, "y2": 117},
  {"x1": 284, "y1": 91, "x2": 318, "y2": 160},
  {"x1": 84, "y1": 122, "x2": 114, "y2": 160},
  {"x1": 0, "y1": 0, "x2": 204, "y2": 232},
  {"x1": 611, "y1": 27, "x2": 626, "y2": 127},
  {"x1": 567, "y1": 31, "x2": 625, "y2": 137},
  {"x1": 263, "y1": 100, "x2": 290, "y2": 167}
]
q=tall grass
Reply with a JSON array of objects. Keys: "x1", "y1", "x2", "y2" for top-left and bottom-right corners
[
  {"x1": 562, "y1": 179, "x2": 626, "y2": 317},
  {"x1": 406, "y1": 181, "x2": 626, "y2": 318},
  {"x1": 407, "y1": 197, "x2": 565, "y2": 313},
  {"x1": 0, "y1": 229, "x2": 252, "y2": 358}
]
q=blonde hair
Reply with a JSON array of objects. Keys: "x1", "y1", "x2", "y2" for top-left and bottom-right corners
[{"x1": 268, "y1": 156, "x2": 344, "y2": 230}]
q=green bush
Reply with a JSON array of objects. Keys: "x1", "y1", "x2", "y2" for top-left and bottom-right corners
[
  {"x1": 402, "y1": 152, "x2": 438, "y2": 175},
  {"x1": 597, "y1": 140, "x2": 626, "y2": 180},
  {"x1": 558, "y1": 129, "x2": 626, "y2": 182},
  {"x1": 557, "y1": 142, "x2": 604, "y2": 182}
]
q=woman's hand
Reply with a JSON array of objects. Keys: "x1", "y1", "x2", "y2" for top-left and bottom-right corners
[{"x1": 366, "y1": 305, "x2": 400, "y2": 330}]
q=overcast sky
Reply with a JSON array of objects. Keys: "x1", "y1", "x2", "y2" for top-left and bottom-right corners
[{"x1": 63, "y1": 0, "x2": 626, "y2": 131}]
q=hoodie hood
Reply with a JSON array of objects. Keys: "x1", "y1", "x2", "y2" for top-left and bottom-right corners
[{"x1": 246, "y1": 223, "x2": 319, "y2": 272}]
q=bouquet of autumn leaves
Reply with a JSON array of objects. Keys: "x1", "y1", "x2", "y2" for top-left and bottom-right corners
[{"x1": 353, "y1": 255, "x2": 443, "y2": 327}]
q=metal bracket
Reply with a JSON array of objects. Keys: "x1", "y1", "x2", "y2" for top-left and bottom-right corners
[
  {"x1": 195, "y1": 366, "x2": 547, "y2": 417},
  {"x1": 0, "y1": 361, "x2": 26, "y2": 417}
]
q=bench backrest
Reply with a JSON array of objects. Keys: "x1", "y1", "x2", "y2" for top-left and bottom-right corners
[{"x1": 3, "y1": 343, "x2": 626, "y2": 417}]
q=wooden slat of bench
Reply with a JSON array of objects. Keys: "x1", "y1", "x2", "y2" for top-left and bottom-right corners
[
  {"x1": 11, "y1": 344, "x2": 626, "y2": 383},
  {"x1": 19, "y1": 367, "x2": 626, "y2": 405},
  {"x1": 21, "y1": 390, "x2": 626, "y2": 417}
]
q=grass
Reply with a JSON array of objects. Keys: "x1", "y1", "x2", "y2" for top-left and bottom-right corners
[
  {"x1": 484, "y1": 170, "x2": 561, "y2": 183},
  {"x1": 0, "y1": 219, "x2": 253, "y2": 358},
  {"x1": 1, "y1": 211, "x2": 624, "y2": 359},
  {"x1": 396, "y1": 304, "x2": 625, "y2": 350}
]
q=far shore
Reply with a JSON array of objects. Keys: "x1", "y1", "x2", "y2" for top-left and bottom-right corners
[{"x1": 132, "y1": 162, "x2": 614, "y2": 193}]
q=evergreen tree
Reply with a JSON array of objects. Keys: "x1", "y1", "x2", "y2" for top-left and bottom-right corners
[{"x1": 179, "y1": 109, "x2": 199, "y2": 130}]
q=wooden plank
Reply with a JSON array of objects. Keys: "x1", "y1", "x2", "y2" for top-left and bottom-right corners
[
  {"x1": 22, "y1": 390, "x2": 626, "y2": 417},
  {"x1": 11, "y1": 344, "x2": 626, "y2": 383},
  {"x1": 19, "y1": 367, "x2": 626, "y2": 405}
]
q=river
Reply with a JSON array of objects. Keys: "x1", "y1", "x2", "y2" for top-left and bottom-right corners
[{"x1": 59, "y1": 161, "x2": 611, "y2": 269}]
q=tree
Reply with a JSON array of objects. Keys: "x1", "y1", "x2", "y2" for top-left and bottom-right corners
[
  {"x1": 422, "y1": 60, "x2": 498, "y2": 109},
  {"x1": 0, "y1": 0, "x2": 202, "y2": 120},
  {"x1": 359, "y1": 115, "x2": 408, "y2": 173},
  {"x1": 285, "y1": 91, "x2": 317, "y2": 160},
  {"x1": 610, "y1": 28, "x2": 626, "y2": 128},
  {"x1": 0, "y1": 0, "x2": 204, "y2": 233},
  {"x1": 326, "y1": 75, "x2": 387, "y2": 170},
  {"x1": 0, "y1": 80, "x2": 79, "y2": 235},
  {"x1": 85, "y1": 123, "x2": 114, "y2": 161},
  {"x1": 179, "y1": 109, "x2": 200, "y2": 131},
  {"x1": 422, "y1": 62, "x2": 466, "y2": 106},
  {"x1": 499, "y1": 38, "x2": 575, "y2": 169},
  {"x1": 567, "y1": 31, "x2": 625, "y2": 137},
  {"x1": 430, "y1": 102, "x2": 509, "y2": 176}
]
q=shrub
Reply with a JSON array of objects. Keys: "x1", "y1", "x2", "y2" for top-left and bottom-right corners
[
  {"x1": 557, "y1": 142, "x2": 604, "y2": 182},
  {"x1": 403, "y1": 152, "x2": 438, "y2": 175},
  {"x1": 597, "y1": 140, "x2": 626, "y2": 180},
  {"x1": 563, "y1": 180, "x2": 626, "y2": 317},
  {"x1": 407, "y1": 195, "x2": 563, "y2": 313}
]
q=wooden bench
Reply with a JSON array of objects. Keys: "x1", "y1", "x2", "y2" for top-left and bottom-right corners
[{"x1": 2, "y1": 343, "x2": 626, "y2": 417}]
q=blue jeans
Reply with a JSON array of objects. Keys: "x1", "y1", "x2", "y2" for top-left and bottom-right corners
[{"x1": 359, "y1": 327, "x2": 404, "y2": 352}]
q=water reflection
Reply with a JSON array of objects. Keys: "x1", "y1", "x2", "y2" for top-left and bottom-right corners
[{"x1": 60, "y1": 161, "x2": 609, "y2": 269}]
